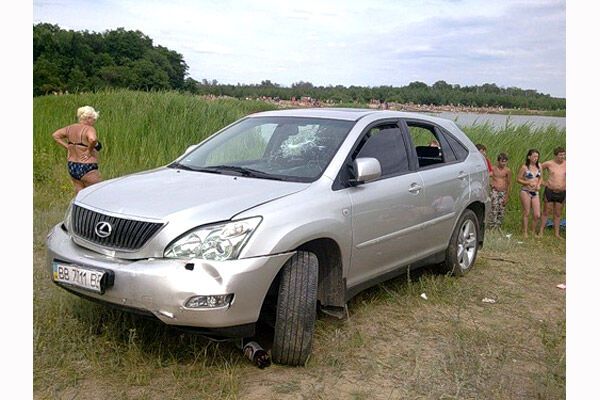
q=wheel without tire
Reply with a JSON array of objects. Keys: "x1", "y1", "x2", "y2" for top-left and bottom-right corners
[
  {"x1": 444, "y1": 209, "x2": 479, "y2": 276},
  {"x1": 271, "y1": 251, "x2": 318, "y2": 366}
]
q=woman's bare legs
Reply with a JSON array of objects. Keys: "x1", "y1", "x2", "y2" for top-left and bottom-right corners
[
  {"x1": 531, "y1": 195, "x2": 541, "y2": 236},
  {"x1": 81, "y1": 169, "x2": 102, "y2": 187},
  {"x1": 72, "y1": 169, "x2": 102, "y2": 194},
  {"x1": 520, "y1": 190, "x2": 532, "y2": 238},
  {"x1": 71, "y1": 178, "x2": 85, "y2": 194}
]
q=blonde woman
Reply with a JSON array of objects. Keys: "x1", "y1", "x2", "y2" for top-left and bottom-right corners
[{"x1": 52, "y1": 106, "x2": 102, "y2": 194}]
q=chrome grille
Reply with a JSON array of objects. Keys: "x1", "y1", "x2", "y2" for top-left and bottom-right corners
[{"x1": 72, "y1": 204, "x2": 164, "y2": 250}]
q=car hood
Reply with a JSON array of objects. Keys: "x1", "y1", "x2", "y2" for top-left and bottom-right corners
[{"x1": 76, "y1": 167, "x2": 309, "y2": 222}]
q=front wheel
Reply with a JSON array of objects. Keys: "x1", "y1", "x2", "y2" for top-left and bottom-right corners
[
  {"x1": 443, "y1": 209, "x2": 479, "y2": 276},
  {"x1": 271, "y1": 251, "x2": 318, "y2": 366}
]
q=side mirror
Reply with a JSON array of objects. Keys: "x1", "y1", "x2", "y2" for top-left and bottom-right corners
[{"x1": 350, "y1": 157, "x2": 381, "y2": 186}]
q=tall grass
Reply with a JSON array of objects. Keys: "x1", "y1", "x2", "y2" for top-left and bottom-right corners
[
  {"x1": 33, "y1": 90, "x2": 276, "y2": 211},
  {"x1": 463, "y1": 121, "x2": 566, "y2": 229},
  {"x1": 34, "y1": 89, "x2": 566, "y2": 232}
]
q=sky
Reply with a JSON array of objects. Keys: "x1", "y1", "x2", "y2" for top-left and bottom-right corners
[{"x1": 33, "y1": 0, "x2": 566, "y2": 97}]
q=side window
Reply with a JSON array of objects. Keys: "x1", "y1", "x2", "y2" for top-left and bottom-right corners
[
  {"x1": 355, "y1": 124, "x2": 409, "y2": 178},
  {"x1": 441, "y1": 130, "x2": 469, "y2": 162},
  {"x1": 406, "y1": 122, "x2": 446, "y2": 168}
]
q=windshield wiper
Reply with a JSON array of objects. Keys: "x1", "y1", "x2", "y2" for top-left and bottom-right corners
[
  {"x1": 168, "y1": 162, "x2": 198, "y2": 171},
  {"x1": 201, "y1": 165, "x2": 284, "y2": 180}
]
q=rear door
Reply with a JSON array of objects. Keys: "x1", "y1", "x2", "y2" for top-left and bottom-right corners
[{"x1": 400, "y1": 119, "x2": 471, "y2": 255}]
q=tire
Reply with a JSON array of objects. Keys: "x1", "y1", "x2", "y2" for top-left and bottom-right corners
[
  {"x1": 271, "y1": 251, "x2": 318, "y2": 366},
  {"x1": 444, "y1": 209, "x2": 479, "y2": 276}
]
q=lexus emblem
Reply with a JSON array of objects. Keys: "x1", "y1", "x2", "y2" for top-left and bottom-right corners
[{"x1": 95, "y1": 221, "x2": 112, "y2": 238}]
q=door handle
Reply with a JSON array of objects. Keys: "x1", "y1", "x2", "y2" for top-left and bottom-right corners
[
  {"x1": 458, "y1": 171, "x2": 468, "y2": 180},
  {"x1": 408, "y1": 183, "x2": 422, "y2": 194}
]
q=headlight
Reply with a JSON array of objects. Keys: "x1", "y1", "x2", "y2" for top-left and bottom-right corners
[
  {"x1": 164, "y1": 217, "x2": 262, "y2": 261},
  {"x1": 64, "y1": 200, "x2": 74, "y2": 232}
]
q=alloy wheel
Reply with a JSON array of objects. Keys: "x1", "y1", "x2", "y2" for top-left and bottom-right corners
[{"x1": 457, "y1": 219, "x2": 477, "y2": 270}]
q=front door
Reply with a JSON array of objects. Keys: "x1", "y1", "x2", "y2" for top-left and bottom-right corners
[{"x1": 347, "y1": 123, "x2": 427, "y2": 288}]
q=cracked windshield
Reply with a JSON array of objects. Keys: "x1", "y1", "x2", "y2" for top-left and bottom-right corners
[{"x1": 180, "y1": 117, "x2": 354, "y2": 181}]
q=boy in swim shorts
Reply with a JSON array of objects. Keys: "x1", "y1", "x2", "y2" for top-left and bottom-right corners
[
  {"x1": 538, "y1": 147, "x2": 566, "y2": 238},
  {"x1": 489, "y1": 153, "x2": 512, "y2": 229}
]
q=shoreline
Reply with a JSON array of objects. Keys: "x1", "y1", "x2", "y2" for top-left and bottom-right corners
[{"x1": 200, "y1": 95, "x2": 565, "y2": 117}]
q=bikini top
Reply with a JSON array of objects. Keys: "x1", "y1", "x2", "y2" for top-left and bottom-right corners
[
  {"x1": 523, "y1": 167, "x2": 541, "y2": 180},
  {"x1": 66, "y1": 126, "x2": 102, "y2": 151},
  {"x1": 67, "y1": 125, "x2": 89, "y2": 147}
]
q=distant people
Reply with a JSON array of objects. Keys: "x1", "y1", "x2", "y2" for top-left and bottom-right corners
[
  {"x1": 429, "y1": 139, "x2": 440, "y2": 147},
  {"x1": 489, "y1": 153, "x2": 512, "y2": 229},
  {"x1": 538, "y1": 147, "x2": 566, "y2": 238},
  {"x1": 52, "y1": 106, "x2": 102, "y2": 194},
  {"x1": 517, "y1": 149, "x2": 542, "y2": 238},
  {"x1": 476, "y1": 144, "x2": 493, "y2": 174}
]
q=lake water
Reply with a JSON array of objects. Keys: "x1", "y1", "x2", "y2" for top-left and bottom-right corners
[{"x1": 427, "y1": 112, "x2": 565, "y2": 130}]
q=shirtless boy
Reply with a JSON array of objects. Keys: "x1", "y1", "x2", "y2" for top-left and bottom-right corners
[
  {"x1": 538, "y1": 147, "x2": 566, "y2": 238},
  {"x1": 489, "y1": 153, "x2": 512, "y2": 229}
]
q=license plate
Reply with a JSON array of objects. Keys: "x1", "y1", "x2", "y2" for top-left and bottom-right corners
[{"x1": 52, "y1": 262, "x2": 109, "y2": 294}]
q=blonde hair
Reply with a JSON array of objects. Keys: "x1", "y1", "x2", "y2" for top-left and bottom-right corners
[{"x1": 77, "y1": 106, "x2": 99, "y2": 122}]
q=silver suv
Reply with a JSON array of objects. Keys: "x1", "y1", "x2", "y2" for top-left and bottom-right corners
[{"x1": 47, "y1": 108, "x2": 490, "y2": 366}]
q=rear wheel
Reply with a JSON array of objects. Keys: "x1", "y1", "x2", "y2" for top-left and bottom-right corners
[
  {"x1": 444, "y1": 209, "x2": 479, "y2": 276},
  {"x1": 271, "y1": 251, "x2": 318, "y2": 366}
]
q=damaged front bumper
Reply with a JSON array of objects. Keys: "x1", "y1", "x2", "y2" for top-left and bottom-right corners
[{"x1": 46, "y1": 223, "x2": 294, "y2": 336}]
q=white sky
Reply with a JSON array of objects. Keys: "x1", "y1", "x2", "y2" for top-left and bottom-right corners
[{"x1": 33, "y1": 0, "x2": 566, "y2": 97}]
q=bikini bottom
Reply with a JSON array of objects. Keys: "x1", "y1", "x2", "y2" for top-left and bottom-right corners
[
  {"x1": 520, "y1": 188, "x2": 538, "y2": 198},
  {"x1": 68, "y1": 161, "x2": 98, "y2": 180}
]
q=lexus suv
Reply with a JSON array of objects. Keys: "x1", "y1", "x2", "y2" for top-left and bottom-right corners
[{"x1": 47, "y1": 108, "x2": 490, "y2": 366}]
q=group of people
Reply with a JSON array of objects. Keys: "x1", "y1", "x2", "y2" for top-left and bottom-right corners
[{"x1": 477, "y1": 144, "x2": 566, "y2": 239}]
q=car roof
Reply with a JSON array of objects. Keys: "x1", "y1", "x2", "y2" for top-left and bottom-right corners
[{"x1": 249, "y1": 108, "x2": 456, "y2": 127}]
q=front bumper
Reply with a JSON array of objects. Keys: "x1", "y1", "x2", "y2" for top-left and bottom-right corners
[{"x1": 46, "y1": 224, "x2": 294, "y2": 331}]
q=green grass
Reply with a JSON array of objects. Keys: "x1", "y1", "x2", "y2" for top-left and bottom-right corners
[
  {"x1": 34, "y1": 89, "x2": 276, "y2": 211},
  {"x1": 34, "y1": 89, "x2": 566, "y2": 232},
  {"x1": 464, "y1": 121, "x2": 566, "y2": 229},
  {"x1": 33, "y1": 90, "x2": 565, "y2": 399}
]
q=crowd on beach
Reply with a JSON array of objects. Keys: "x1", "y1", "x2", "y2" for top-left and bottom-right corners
[{"x1": 477, "y1": 144, "x2": 566, "y2": 239}]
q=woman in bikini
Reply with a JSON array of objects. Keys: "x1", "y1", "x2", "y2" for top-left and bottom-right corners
[
  {"x1": 516, "y1": 149, "x2": 543, "y2": 238},
  {"x1": 52, "y1": 106, "x2": 102, "y2": 194}
]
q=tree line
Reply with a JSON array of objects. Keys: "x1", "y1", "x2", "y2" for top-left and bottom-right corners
[
  {"x1": 33, "y1": 24, "x2": 565, "y2": 111},
  {"x1": 34, "y1": 23, "x2": 190, "y2": 95},
  {"x1": 190, "y1": 80, "x2": 565, "y2": 111}
]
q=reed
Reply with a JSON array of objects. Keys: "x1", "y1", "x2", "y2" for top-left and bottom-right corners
[
  {"x1": 34, "y1": 89, "x2": 276, "y2": 211},
  {"x1": 34, "y1": 90, "x2": 566, "y2": 230},
  {"x1": 463, "y1": 121, "x2": 566, "y2": 228}
]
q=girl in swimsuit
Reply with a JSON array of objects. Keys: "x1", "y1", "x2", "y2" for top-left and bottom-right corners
[
  {"x1": 52, "y1": 106, "x2": 102, "y2": 194},
  {"x1": 516, "y1": 149, "x2": 543, "y2": 238}
]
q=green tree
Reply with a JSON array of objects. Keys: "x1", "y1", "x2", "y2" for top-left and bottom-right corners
[
  {"x1": 33, "y1": 24, "x2": 190, "y2": 95},
  {"x1": 33, "y1": 55, "x2": 63, "y2": 95}
]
